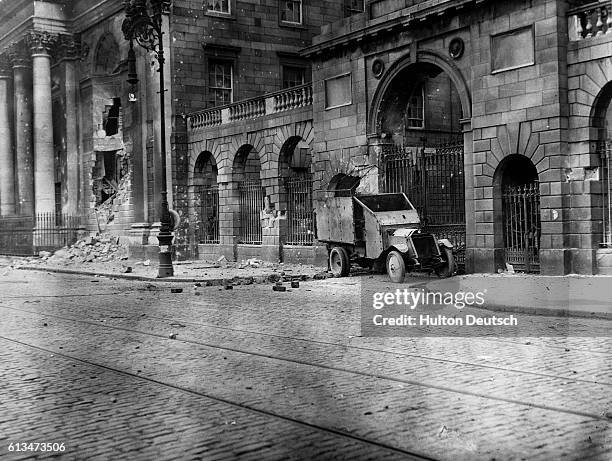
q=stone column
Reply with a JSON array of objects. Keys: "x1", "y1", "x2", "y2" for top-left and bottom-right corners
[
  {"x1": 57, "y1": 36, "x2": 80, "y2": 216},
  {"x1": 28, "y1": 30, "x2": 57, "y2": 216},
  {"x1": 0, "y1": 55, "x2": 16, "y2": 215},
  {"x1": 10, "y1": 43, "x2": 34, "y2": 216}
]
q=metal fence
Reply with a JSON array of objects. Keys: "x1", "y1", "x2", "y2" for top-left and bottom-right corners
[
  {"x1": 285, "y1": 175, "x2": 315, "y2": 246},
  {"x1": 382, "y1": 142, "x2": 466, "y2": 267},
  {"x1": 502, "y1": 182, "x2": 541, "y2": 273},
  {"x1": 600, "y1": 141, "x2": 612, "y2": 246},
  {"x1": 238, "y1": 180, "x2": 263, "y2": 244},
  {"x1": 194, "y1": 185, "x2": 219, "y2": 244},
  {"x1": 0, "y1": 213, "x2": 81, "y2": 256}
]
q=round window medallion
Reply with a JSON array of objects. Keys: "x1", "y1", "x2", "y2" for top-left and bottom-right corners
[
  {"x1": 449, "y1": 38, "x2": 464, "y2": 60},
  {"x1": 372, "y1": 58, "x2": 385, "y2": 79}
]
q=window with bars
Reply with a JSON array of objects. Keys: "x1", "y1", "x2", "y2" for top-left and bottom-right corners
[
  {"x1": 406, "y1": 84, "x2": 424, "y2": 129},
  {"x1": 208, "y1": 60, "x2": 233, "y2": 107},
  {"x1": 207, "y1": 0, "x2": 230, "y2": 14},
  {"x1": 280, "y1": 0, "x2": 302, "y2": 24},
  {"x1": 282, "y1": 65, "x2": 306, "y2": 89}
]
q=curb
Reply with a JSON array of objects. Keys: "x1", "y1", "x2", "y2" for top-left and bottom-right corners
[
  {"x1": 474, "y1": 302, "x2": 612, "y2": 321},
  {"x1": 15, "y1": 265, "x2": 330, "y2": 286}
]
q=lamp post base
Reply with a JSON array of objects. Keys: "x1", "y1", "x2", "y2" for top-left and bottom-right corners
[{"x1": 157, "y1": 230, "x2": 174, "y2": 278}]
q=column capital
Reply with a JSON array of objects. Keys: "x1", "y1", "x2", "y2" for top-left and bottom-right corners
[
  {"x1": 26, "y1": 30, "x2": 58, "y2": 56},
  {"x1": 8, "y1": 42, "x2": 31, "y2": 68},
  {"x1": 0, "y1": 54, "x2": 11, "y2": 78},
  {"x1": 56, "y1": 35, "x2": 81, "y2": 62}
]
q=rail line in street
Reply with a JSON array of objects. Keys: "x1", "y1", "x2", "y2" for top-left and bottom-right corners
[
  {"x1": 1, "y1": 303, "x2": 610, "y2": 422},
  {"x1": 0, "y1": 334, "x2": 435, "y2": 461}
]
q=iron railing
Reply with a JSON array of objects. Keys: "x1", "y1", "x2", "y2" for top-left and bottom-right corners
[
  {"x1": 238, "y1": 180, "x2": 263, "y2": 244},
  {"x1": 194, "y1": 185, "x2": 219, "y2": 244},
  {"x1": 502, "y1": 182, "x2": 541, "y2": 273},
  {"x1": 599, "y1": 140, "x2": 612, "y2": 246},
  {"x1": 285, "y1": 175, "x2": 315, "y2": 246},
  {"x1": 382, "y1": 142, "x2": 466, "y2": 266},
  {"x1": 0, "y1": 213, "x2": 81, "y2": 256}
]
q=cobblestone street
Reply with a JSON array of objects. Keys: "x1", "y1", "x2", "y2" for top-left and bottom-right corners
[{"x1": 1, "y1": 270, "x2": 611, "y2": 460}]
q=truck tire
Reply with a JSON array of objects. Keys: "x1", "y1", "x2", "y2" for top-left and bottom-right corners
[
  {"x1": 329, "y1": 247, "x2": 350, "y2": 277},
  {"x1": 435, "y1": 247, "x2": 456, "y2": 278},
  {"x1": 386, "y1": 250, "x2": 406, "y2": 283}
]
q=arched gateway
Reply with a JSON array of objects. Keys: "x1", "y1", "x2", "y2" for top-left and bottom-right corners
[{"x1": 372, "y1": 56, "x2": 468, "y2": 267}]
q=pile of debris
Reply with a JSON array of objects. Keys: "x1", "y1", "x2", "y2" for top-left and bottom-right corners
[{"x1": 39, "y1": 234, "x2": 129, "y2": 264}]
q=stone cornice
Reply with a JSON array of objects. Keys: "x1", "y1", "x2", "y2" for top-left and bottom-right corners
[{"x1": 301, "y1": 0, "x2": 489, "y2": 58}]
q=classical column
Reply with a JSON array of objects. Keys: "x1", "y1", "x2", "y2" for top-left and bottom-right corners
[
  {"x1": 0, "y1": 54, "x2": 16, "y2": 216},
  {"x1": 28, "y1": 31, "x2": 58, "y2": 216},
  {"x1": 9, "y1": 43, "x2": 34, "y2": 216},
  {"x1": 57, "y1": 36, "x2": 80, "y2": 216}
]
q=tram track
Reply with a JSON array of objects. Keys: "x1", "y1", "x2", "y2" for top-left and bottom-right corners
[
  {"x1": 0, "y1": 334, "x2": 436, "y2": 461},
  {"x1": 1, "y1": 303, "x2": 610, "y2": 421},
  {"x1": 3, "y1": 298, "x2": 611, "y2": 385}
]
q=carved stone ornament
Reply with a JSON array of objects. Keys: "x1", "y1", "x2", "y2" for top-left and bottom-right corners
[
  {"x1": 26, "y1": 30, "x2": 58, "y2": 55},
  {"x1": 372, "y1": 58, "x2": 385, "y2": 79},
  {"x1": 0, "y1": 54, "x2": 11, "y2": 77},
  {"x1": 449, "y1": 37, "x2": 465, "y2": 60}
]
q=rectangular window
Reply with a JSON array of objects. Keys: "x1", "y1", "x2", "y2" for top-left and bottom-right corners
[
  {"x1": 325, "y1": 73, "x2": 352, "y2": 109},
  {"x1": 491, "y1": 26, "x2": 535, "y2": 73},
  {"x1": 208, "y1": 60, "x2": 233, "y2": 107},
  {"x1": 207, "y1": 0, "x2": 230, "y2": 14},
  {"x1": 406, "y1": 84, "x2": 424, "y2": 129},
  {"x1": 280, "y1": 0, "x2": 302, "y2": 25},
  {"x1": 344, "y1": 0, "x2": 364, "y2": 16},
  {"x1": 282, "y1": 65, "x2": 307, "y2": 88}
]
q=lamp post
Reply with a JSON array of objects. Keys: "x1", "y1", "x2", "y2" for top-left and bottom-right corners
[{"x1": 122, "y1": 0, "x2": 174, "y2": 277}]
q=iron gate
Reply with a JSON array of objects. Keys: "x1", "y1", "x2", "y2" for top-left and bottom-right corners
[
  {"x1": 238, "y1": 179, "x2": 263, "y2": 244},
  {"x1": 194, "y1": 185, "x2": 219, "y2": 244},
  {"x1": 285, "y1": 174, "x2": 315, "y2": 246},
  {"x1": 382, "y1": 142, "x2": 466, "y2": 266},
  {"x1": 502, "y1": 182, "x2": 541, "y2": 273}
]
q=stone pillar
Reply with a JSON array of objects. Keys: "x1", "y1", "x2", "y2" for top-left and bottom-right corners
[
  {"x1": 57, "y1": 36, "x2": 80, "y2": 216},
  {"x1": 10, "y1": 44, "x2": 33, "y2": 216},
  {"x1": 28, "y1": 30, "x2": 57, "y2": 216},
  {"x1": 0, "y1": 55, "x2": 16, "y2": 216}
]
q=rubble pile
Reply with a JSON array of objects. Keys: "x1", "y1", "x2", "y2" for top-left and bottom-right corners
[{"x1": 40, "y1": 234, "x2": 129, "y2": 264}]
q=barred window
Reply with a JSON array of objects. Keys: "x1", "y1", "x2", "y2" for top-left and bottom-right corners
[
  {"x1": 282, "y1": 65, "x2": 306, "y2": 89},
  {"x1": 406, "y1": 84, "x2": 424, "y2": 129},
  {"x1": 207, "y1": 0, "x2": 230, "y2": 14},
  {"x1": 280, "y1": 0, "x2": 302, "y2": 24},
  {"x1": 208, "y1": 60, "x2": 233, "y2": 107}
]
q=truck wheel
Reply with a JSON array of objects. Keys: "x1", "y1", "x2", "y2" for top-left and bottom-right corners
[
  {"x1": 386, "y1": 250, "x2": 406, "y2": 283},
  {"x1": 329, "y1": 247, "x2": 350, "y2": 277},
  {"x1": 435, "y1": 247, "x2": 456, "y2": 278}
]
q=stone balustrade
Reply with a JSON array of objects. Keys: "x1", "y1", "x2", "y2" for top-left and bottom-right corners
[
  {"x1": 188, "y1": 83, "x2": 312, "y2": 131},
  {"x1": 568, "y1": 1, "x2": 612, "y2": 40}
]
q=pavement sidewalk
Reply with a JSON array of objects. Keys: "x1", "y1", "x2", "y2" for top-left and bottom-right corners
[{"x1": 422, "y1": 273, "x2": 612, "y2": 320}]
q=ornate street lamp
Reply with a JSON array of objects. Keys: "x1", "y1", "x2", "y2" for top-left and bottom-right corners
[{"x1": 122, "y1": 0, "x2": 174, "y2": 277}]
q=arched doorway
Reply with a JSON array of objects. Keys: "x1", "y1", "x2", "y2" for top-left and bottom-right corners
[
  {"x1": 233, "y1": 145, "x2": 263, "y2": 244},
  {"x1": 592, "y1": 82, "x2": 612, "y2": 247},
  {"x1": 193, "y1": 152, "x2": 219, "y2": 244},
  {"x1": 280, "y1": 136, "x2": 314, "y2": 246},
  {"x1": 374, "y1": 61, "x2": 466, "y2": 267},
  {"x1": 495, "y1": 155, "x2": 541, "y2": 273}
]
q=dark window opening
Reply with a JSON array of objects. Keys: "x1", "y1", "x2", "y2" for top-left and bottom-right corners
[
  {"x1": 103, "y1": 98, "x2": 121, "y2": 136},
  {"x1": 94, "y1": 151, "x2": 124, "y2": 206}
]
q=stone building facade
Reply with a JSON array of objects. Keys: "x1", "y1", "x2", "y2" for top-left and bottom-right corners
[
  {"x1": 293, "y1": 0, "x2": 612, "y2": 275},
  {"x1": 2, "y1": 0, "x2": 611, "y2": 274}
]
